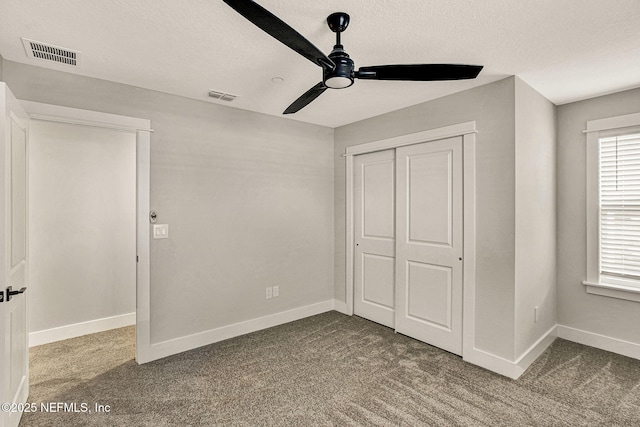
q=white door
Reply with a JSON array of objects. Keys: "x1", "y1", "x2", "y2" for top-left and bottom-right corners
[
  {"x1": 395, "y1": 137, "x2": 463, "y2": 355},
  {"x1": 353, "y1": 150, "x2": 396, "y2": 328},
  {"x1": 0, "y1": 83, "x2": 29, "y2": 427}
]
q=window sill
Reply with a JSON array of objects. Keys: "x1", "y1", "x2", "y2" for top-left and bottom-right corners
[{"x1": 582, "y1": 280, "x2": 640, "y2": 303}]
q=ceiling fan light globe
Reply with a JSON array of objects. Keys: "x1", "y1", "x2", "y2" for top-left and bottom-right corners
[{"x1": 325, "y1": 76, "x2": 353, "y2": 89}]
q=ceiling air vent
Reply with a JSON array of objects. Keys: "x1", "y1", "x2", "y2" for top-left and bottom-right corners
[
  {"x1": 21, "y1": 38, "x2": 81, "y2": 66},
  {"x1": 208, "y1": 90, "x2": 238, "y2": 102}
]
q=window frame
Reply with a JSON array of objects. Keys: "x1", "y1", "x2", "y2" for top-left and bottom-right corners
[{"x1": 584, "y1": 112, "x2": 640, "y2": 303}]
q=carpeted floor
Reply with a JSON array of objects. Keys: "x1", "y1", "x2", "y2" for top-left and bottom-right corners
[{"x1": 20, "y1": 311, "x2": 640, "y2": 426}]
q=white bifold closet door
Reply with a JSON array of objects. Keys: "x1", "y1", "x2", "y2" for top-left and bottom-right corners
[{"x1": 353, "y1": 136, "x2": 463, "y2": 355}]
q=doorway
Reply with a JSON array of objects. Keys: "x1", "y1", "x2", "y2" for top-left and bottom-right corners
[
  {"x1": 28, "y1": 119, "x2": 136, "y2": 343},
  {"x1": 20, "y1": 101, "x2": 151, "y2": 363}
]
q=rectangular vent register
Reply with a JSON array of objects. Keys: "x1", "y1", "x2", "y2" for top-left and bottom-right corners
[
  {"x1": 208, "y1": 90, "x2": 238, "y2": 102},
  {"x1": 22, "y1": 38, "x2": 81, "y2": 66}
]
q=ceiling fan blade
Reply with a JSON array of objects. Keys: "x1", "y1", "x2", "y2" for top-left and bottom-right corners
[
  {"x1": 356, "y1": 64, "x2": 483, "y2": 81},
  {"x1": 223, "y1": 0, "x2": 334, "y2": 69},
  {"x1": 283, "y1": 82, "x2": 327, "y2": 114}
]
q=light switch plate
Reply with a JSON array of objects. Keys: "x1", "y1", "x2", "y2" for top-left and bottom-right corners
[{"x1": 153, "y1": 224, "x2": 169, "y2": 239}]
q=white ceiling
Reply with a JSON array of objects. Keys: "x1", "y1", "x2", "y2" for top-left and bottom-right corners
[{"x1": 1, "y1": 0, "x2": 639, "y2": 128}]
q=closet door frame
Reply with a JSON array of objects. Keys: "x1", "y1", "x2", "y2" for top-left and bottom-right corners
[{"x1": 343, "y1": 121, "x2": 476, "y2": 359}]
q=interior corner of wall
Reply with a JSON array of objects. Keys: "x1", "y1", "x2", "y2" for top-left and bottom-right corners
[{"x1": 333, "y1": 299, "x2": 349, "y2": 315}]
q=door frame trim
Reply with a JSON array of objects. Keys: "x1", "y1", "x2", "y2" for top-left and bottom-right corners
[
  {"x1": 19, "y1": 100, "x2": 152, "y2": 364},
  {"x1": 343, "y1": 121, "x2": 476, "y2": 359}
]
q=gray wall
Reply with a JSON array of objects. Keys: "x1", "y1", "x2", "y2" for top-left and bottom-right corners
[
  {"x1": 335, "y1": 77, "x2": 517, "y2": 359},
  {"x1": 3, "y1": 60, "x2": 335, "y2": 344},
  {"x1": 557, "y1": 87, "x2": 640, "y2": 344},
  {"x1": 514, "y1": 78, "x2": 557, "y2": 357}
]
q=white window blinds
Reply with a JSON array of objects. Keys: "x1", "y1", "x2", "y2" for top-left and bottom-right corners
[{"x1": 599, "y1": 132, "x2": 640, "y2": 280}]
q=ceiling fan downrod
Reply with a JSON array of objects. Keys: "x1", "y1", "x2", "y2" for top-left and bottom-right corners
[{"x1": 324, "y1": 12, "x2": 354, "y2": 89}]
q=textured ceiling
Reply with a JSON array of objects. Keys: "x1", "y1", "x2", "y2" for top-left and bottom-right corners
[{"x1": 1, "y1": 0, "x2": 639, "y2": 128}]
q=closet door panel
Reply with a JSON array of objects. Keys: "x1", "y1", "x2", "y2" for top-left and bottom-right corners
[
  {"x1": 395, "y1": 137, "x2": 463, "y2": 355},
  {"x1": 353, "y1": 150, "x2": 396, "y2": 328}
]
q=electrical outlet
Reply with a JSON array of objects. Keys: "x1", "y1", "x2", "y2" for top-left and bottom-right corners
[
  {"x1": 266, "y1": 287, "x2": 272, "y2": 299},
  {"x1": 273, "y1": 286, "x2": 279, "y2": 297},
  {"x1": 534, "y1": 306, "x2": 539, "y2": 323}
]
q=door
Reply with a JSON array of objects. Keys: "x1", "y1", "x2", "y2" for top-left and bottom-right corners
[
  {"x1": 353, "y1": 150, "x2": 396, "y2": 328},
  {"x1": 0, "y1": 83, "x2": 29, "y2": 427},
  {"x1": 395, "y1": 137, "x2": 463, "y2": 355}
]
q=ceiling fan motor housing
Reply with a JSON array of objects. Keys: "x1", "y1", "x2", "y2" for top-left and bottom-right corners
[{"x1": 324, "y1": 46, "x2": 354, "y2": 89}]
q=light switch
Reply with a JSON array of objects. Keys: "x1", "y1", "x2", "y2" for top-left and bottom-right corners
[{"x1": 153, "y1": 224, "x2": 169, "y2": 239}]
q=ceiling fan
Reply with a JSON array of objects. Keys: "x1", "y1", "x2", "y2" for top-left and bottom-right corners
[{"x1": 223, "y1": 0, "x2": 484, "y2": 114}]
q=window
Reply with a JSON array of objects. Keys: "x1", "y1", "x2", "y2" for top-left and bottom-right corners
[
  {"x1": 599, "y1": 133, "x2": 640, "y2": 280},
  {"x1": 584, "y1": 112, "x2": 640, "y2": 302}
]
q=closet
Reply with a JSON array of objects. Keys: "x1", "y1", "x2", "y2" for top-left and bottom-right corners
[{"x1": 353, "y1": 136, "x2": 463, "y2": 355}]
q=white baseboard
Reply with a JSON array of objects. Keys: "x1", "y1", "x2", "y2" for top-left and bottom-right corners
[
  {"x1": 557, "y1": 324, "x2": 640, "y2": 360},
  {"x1": 463, "y1": 347, "x2": 519, "y2": 379},
  {"x1": 145, "y1": 300, "x2": 335, "y2": 363},
  {"x1": 465, "y1": 324, "x2": 640, "y2": 379},
  {"x1": 333, "y1": 299, "x2": 349, "y2": 315},
  {"x1": 514, "y1": 325, "x2": 558, "y2": 375},
  {"x1": 29, "y1": 312, "x2": 136, "y2": 347},
  {"x1": 463, "y1": 325, "x2": 557, "y2": 379}
]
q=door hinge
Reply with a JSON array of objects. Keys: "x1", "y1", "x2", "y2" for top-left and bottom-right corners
[
  {"x1": 0, "y1": 290, "x2": 3, "y2": 303},
  {"x1": 136, "y1": 255, "x2": 139, "y2": 263}
]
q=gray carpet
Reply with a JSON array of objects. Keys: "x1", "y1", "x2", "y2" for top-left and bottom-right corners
[{"x1": 20, "y1": 311, "x2": 640, "y2": 426}]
